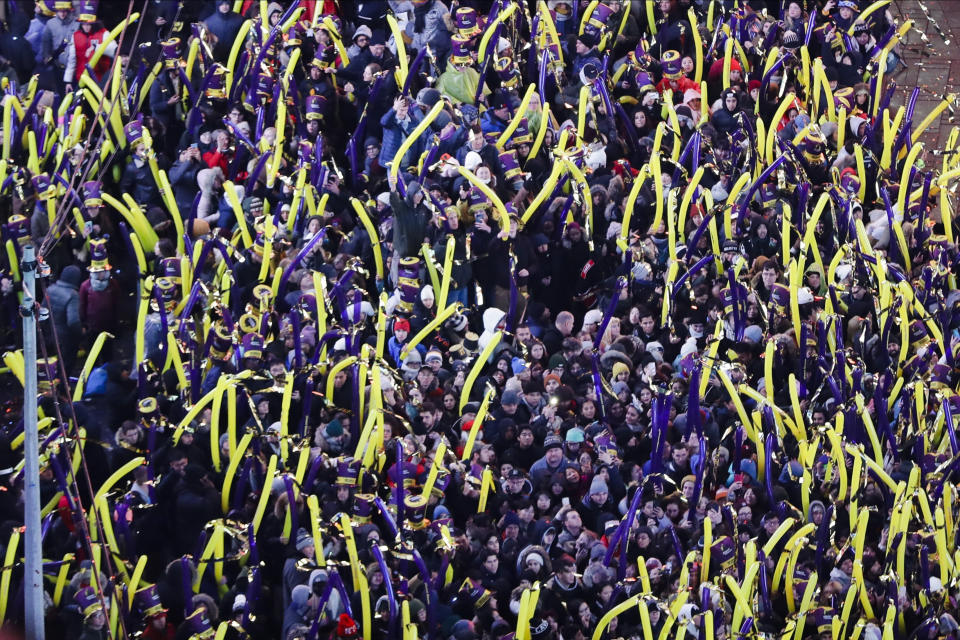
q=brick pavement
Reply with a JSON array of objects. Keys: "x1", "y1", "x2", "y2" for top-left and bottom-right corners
[{"x1": 892, "y1": 0, "x2": 958, "y2": 149}]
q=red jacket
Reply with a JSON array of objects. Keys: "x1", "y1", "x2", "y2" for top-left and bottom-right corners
[{"x1": 72, "y1": 27, "x2": 112, "y2": 83}]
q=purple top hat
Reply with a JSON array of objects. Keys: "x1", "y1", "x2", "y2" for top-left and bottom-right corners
[
  {"x1": 305, "y1": 94, "x2": 327, "y2": 121},
  {"x1": 450, "y1": 35, "x2": 474, "y2": 66},
  {"x1": 32, "y1": 173, "x2": 55, "y2": 200},
  {"x1": 240, "y1": 332, "x2": 264, "y2": 360},
  {"x1": 661, "y1": 50, "x2": 683, "y2": 79},
  {"x1": 88, "y1": 238, "x2": 111, "y2": 272},
  {"x1": 585, "y1": 3, "x2": 614, "y2": 34},
  {"x1": 468, "y1": 187, "x2": 491, "y2": 213},
  {"x1": 711, "y1": 535, "x2": 737, "y2": 571},
  {"x1": 495, "y1": 56, "x2": 520, "y2": 89},
  {"x1": 82, "y1": 180, "x2": 103, "y2": 206},
  {"x1": 353, "y1": 493, "x2": 375, "y2": 521},
  {"x1": 77, "y1": 0, "x2": 98, "y2": 23},
  {"x1": 207, "y1": 324, "x2": 233, "y2": 360},
  {"x1": 185, "y1": 607, "x2": 215, "y2": 639},
  {"x1": 510, "y1": 118, "x2": 532, "y2": 146},
  {"x1": 159, "y1": 257, "x2": 182, "y2": 283},
  {"x1": 499, "y1": 149, "x2": 522, "y2": 181},
  {"x1": 455, "y1": 7, "x2": 482, "y2": 38},
  {"x1": 404, "y1": 494, "x2": 428, "y2": 529},
  {"x1": 161, "y1": 38, "x2": 180, "y2": 68},
  {"x1": 125, "y1": 120, "x2": 146, "y2": 148},
  {"x1": 75, "y1": 587, "x2": 104, "y2": 619},
  {"x1": 134, "y1": 584, "x2": 166, "y2": 618},
  {"x1": 205, "y1": 65, "x2": 228, "y2": 99},
  {"x1": 336, "y1": 457, "x2": 361, "y2": 485}
]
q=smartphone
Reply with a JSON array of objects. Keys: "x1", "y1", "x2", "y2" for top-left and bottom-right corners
[
  {"x1": 562, "y1": 497, "x2": 570, "y2": 507},
  {"x1": 190, "y1": 143, "x2": 198, "y2": 149},
  {"x1": 475, "y1": 211, "x2": 485, "y2": 223}
]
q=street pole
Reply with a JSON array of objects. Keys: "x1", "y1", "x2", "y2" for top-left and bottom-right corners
[{"x1": 20, "y1": 245, "x2": 45, "y2": 639}]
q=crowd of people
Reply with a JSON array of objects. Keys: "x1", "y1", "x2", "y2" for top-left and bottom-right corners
[{"x1": 0, "y1": 0, "x2": 959, "y2": 639}]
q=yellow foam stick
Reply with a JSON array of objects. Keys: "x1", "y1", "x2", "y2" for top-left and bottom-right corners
[
  {"x1": 100, "y1": 193, "x2": 158, "y2": 251},
  {"x1": 789, "y1": 259, "x2": 802, "y2": 342},
  {"x1": 53, "y1": 553, "x2": 75, "y2": 606},
  {"x1": 421, "y1": 242, "x2": 441, "y2": 294},
  {"x1": 527, "y1": 101, "x2": 551, "y2": 161},
  {"x1": 2, "y1": 351, "x2": 23, "y2": 387},
  {"x1": 677, "y1": 167, "x2": 705, "y2": 237},
  {"x1": 775, "y1": 523, "x2": 815, "y2": 593},
  {"x1": 461, "y1": 331, "x2": 503, "y2": 411},
  {"x1": 537, "y1": 1, "x2": 564, "y2": 64},
  {"x1": 251, "y1": 455, "x2": 278, "y2": 535},
  {"x1": 592, "y1": 594, "x2": 644, "y2": 640},
  {"x1": 401, "y1": 303, "x2": 461, "y2": 361},
  {"x1": 898, "y1": 142, "x2": 925, "y2": 215},
  {"x1": 478, "y1": 466, "x2": 495, "y2": 509},
  {"x1": 347, "y1": 198, "x2": 385, "y2": 281},
  {"x1": 617, "y1": 165, "x2": 651, "y2": 251},
  {"x1": 824, "y1": 428, "x2": 849, "y2": 500},
  {"x1": 725, "y1": 571, "x2": 753, "y2": 632},
  {"x1": 846, "y1": 444, "x2": 898, "y2": 491},
  {"x1": 421, "y1": 442, "x2": 447, "y2": 498},
  {"x1": 386, "y1": 14, "x2": 409, "y2": 88},
  {"x1": 564, "y1": 158, "x2": 594, "y2": 240},
  {"x1": 86, "y1": 12, "x2": 138, "y2": 70},
  {"x1": 193, "y1": 522, "x2": 222, "y2": 590},
  {"x1": 0, "y1": 528, "x2": 20, "y2": 621},
  {"x1": 649, "y1": 151, "x2": 665, "y2": 233},
  {"x1": 497, "y1": 84, "x2": 537, "y2": 150},
  {"x1": 480, "y1": 3, "x2": 518, "y2": 63},
  {"x1": 461, "y1": 387, "x2": 495, "y2": 461},
  {"x1": 437, "y1": 236, "x2": 456, "y2": 312},
  {"x1": 576, "y1": 84, "x2": 591, "y2": 142},
  {"x1": 913, "y1": 93, "x2": 957, "y2": 140},
  {"x1": 338, "y1": 511, "x2": 364, "y2": 591},
  {"x1": 717, "y1": 368, "x2": 757, "y2": 443},
  {"x1": 520, "y1": 159, "x2": 565, "y2": 226},
  {"x1": 698, "y1": 320, "x2": 724, "y2": 398},
  {"x1": 95, "y1": 456, "x2": 145, "y2": 502},
  {"x1": 723, "y1": 173, "x2": 752, "y2": 237},
  {"x1": 458, "y1": 166, "x2": 511, "y2": 236},
  {"x1": 305, "y1": 494, "x2": 326, "y2": 567},
  {"x1": 96, "y1": 496, "x2": 128, "y2": 581},
  {"x1": 221, "y1": 432, "x2": 253, "y2": 514},
  {"x1": 390, "y1": 101, "x2": 444, "y2": 184},
  {"x1": 222, "y1": 181, "x2": 253, "y2": 248},
  {"x1": 325, "y1": 356, "x2": 357, "y2": 401},
  {"x1": 267, "y1": 102, "x2": 287, "y2": 189},
  {"x1": 660, "y1": 262, "x2": 679, "y2": 326},
  {"x1": 722, "y1": 36, "x2": 734, "y2": 90},
  {"x1": 766, "y1": 93, "x2": 798, "y2": 163},
  {"x1": 701, "y1": 516, "x2": 712, "y2": 584},
  {"x1": 279, "y1": 371, "x2": 294, "y2": 458}
]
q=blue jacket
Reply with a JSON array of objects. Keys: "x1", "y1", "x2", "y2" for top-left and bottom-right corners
[{"x1": 379, "y1": 105, "x2": 426, "y2": 173}]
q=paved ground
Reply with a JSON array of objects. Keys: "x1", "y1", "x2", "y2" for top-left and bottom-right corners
[{"x1": 892, "y1": 0, "x2": 959, "y2": 149}]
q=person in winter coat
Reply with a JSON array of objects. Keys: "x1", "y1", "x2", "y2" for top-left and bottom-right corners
[
  {"x1": 78, "y1": 263, "x2": 122, "y2": 348},
  {"x1": 168, "y1": 145, "x2": 205, "y2": 215},
  {"x1": 41, "y1": 3, "x2": 77, "y2": 86},
  {"x1": 64, "y1": 9, "x2": 115, "y2": 90},
  {"x1": 45, "y1": 265, "x2": 83, "y2": 373},
  {"x1": 172, "y1": 465, "x2": 220, "y2": 555},
  {"x1": 195, "y1": 168, "x2": 225, "y2": 227},
  {"x1": 379, "y1": 96, "x2": 427, "y2": 173},
  {"x1": 388, "y1": 178, "x2": 431, "y2": 281},
  {"x1": 710, "y1": 89, "x2": 744, "y2": 137},
  {"x1": 400, "y1": 0, "x2": 453, "y2": 55},
  {"x1": 203, "y1": 0, "x2": 244, "y2": 62}
]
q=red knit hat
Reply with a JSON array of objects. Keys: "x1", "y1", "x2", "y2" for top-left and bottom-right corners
[{"x1": 337, "y1": 614, "x2": 359, "y2": 638}]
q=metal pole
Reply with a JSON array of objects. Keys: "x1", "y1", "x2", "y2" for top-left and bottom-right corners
[{"x1": 21, "y1": 245, "x2": 45, "y2": 640}]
